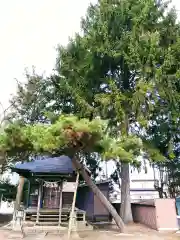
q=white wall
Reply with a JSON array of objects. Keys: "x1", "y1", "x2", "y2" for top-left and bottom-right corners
[
  {"x1": 131, "y1": 191, "x2": 159, "y2": 202},
  {"x1": 0, "y1": 201, "x2": 14, "y2": 214},
  {"x1": 131, "y1": 180, "x2": 155, "y2": 190},
  {"x1": 111, "y1": 190, "x2": 159, "y2": 203}
]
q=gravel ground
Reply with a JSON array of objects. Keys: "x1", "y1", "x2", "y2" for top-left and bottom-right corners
[{"x1": 0, "y1": 223, "x2": 179, "y2": 239}]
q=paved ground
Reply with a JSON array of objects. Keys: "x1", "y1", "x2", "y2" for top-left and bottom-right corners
[{"x1": 0, "y1": 224, "x2": 179, "y2": 239}]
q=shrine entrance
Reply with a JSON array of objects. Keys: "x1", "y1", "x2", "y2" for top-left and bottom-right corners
[
  {"x1": 43, "y1": 181, "x2": 61, "y2": 209},
  {"x1": 43, "y1": 187, "x2": 60, "y2": 209},
  {"x1": 29, "y1": 180, "x2": 75, "y2": 210},
  {"x1": 43, "y1": 189, "x2": 74, "y2": 209}
]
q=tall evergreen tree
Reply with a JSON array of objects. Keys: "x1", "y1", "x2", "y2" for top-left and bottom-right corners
[{"x1": 53, "y1": 0, "x2": 180, "y2": 222}]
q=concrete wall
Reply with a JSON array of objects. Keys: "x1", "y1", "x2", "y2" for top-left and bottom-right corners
[
  {"x1": 132, "y1": 199, "x2": 178, "y2": 231},
  {"x1": 132, "y1": 201, "x2": 157, "y2": 229},
  {"x1": 155, "y1": 199, "x2": 178, "y2": 231}
]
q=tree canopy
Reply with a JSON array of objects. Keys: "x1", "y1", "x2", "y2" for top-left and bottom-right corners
[
  {"x1": 0, "y1": 115, "x2": 146, "y2": 164},
  {"x1": 0, "y1": 178, "x2": 17, "y2": 201},
  {"x1": 2, "y1": 0, "x2": 180, "y2": 223}
]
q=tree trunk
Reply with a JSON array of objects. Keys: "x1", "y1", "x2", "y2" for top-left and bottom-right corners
[
  {"x1": 72, "y1": 157, "x2": 125, "y2": 232},
  {"x1": 120, "y1": 114, "x2": 133, "y2": 224},
  {"x1": 15, "y1": 176, "x2": 25, "y2": 211},
  {"x1": 163, "y1": 191, "x2": 167, "y2": 198},
  {"x1": 120, "y1": 163, "x2": 133, "y2": 224},
  {"x1": 158, "y1": 188, "x2": 164, "y2": 198}
]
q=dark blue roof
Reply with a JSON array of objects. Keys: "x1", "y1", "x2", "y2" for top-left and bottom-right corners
[{"x1": 13, "y1": 155, "x2": 74, "y2": 174}]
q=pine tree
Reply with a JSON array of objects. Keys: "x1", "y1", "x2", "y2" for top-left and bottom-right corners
[{"x1": 0, "y1": 116, "x2": 130, "y2": 230}]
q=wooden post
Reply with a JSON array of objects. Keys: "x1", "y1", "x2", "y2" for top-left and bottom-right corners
[
  {"x1": 58, "y1": 181, "x2": 63, "y2": 226},
  {"x1": 72, "y1": 157, "x2": 125, "y2": 232},
  {"x1": 36, "y1": 181, "x2": 42, "y2": 224},
  {"x1": 68, "y1": 172, "x2": 79, "y2": 240}
]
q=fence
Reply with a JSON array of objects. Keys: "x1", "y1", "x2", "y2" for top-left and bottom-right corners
[{"x1": 132, "y1": 199, "x2": 178, "y2": 231}]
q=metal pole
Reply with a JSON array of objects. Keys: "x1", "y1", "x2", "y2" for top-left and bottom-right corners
[
  {"x1": 36, "y1": 181, "x2": 42, "y2": 224},
  {"x1": 68, "y1": 172, "x2": 79, "y2": 240},
  {"x1": 58, "y1": 181, "x2": 63, "y2": 226}
]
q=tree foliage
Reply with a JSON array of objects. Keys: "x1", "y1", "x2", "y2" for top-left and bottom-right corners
[
  {"x1": 0, "y1": 178, "x2": 17, "y2": 201},
  {"x1": 7, "y1": 1, "x2": 180, "y2": 166},
  {"x1": 0, "y1": 115, "x2": 144, "y2": 164},
  {"x1": 146, "y1": 107, "x2": 180, "y2": 197}
]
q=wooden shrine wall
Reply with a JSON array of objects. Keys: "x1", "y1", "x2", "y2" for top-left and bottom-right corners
[
  {"x1": 29, "y1": 186, "x2": 74, "y2": 209},
  {"x1": 43, "y1": 187, "x2": 60, "y2": 209},
  {"x1": 62, "y1": 192, "x2": 74, "y2": 208},
  {"x1": 43, "y1": 188, "x2": 73, "y2": 208},
  {"x1": 76, "y1": 182, "x2": 110, "y2": 221}
]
